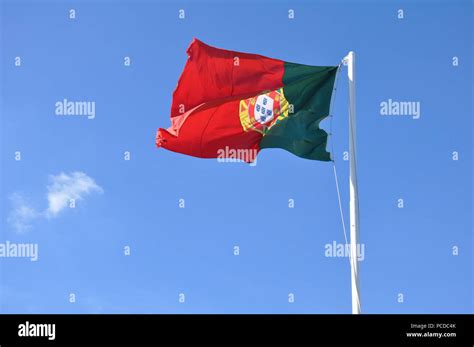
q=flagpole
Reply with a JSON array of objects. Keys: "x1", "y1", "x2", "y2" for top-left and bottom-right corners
[{"x1": 345, "y1": 51, "x2": 361, "y2": 314}]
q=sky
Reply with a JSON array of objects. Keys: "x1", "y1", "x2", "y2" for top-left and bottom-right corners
[{"x1": 0, "y1": 0, "x2": 472, "y2": 313}]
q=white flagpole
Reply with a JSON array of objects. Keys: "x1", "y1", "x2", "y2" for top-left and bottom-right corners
[{"x1": 345, "y1": 51, "x2": 361, "y2": 314}]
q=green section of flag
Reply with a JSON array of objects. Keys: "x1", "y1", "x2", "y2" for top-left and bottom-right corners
[{"x1": 259, "y1": 63, "x2": 338, "y2": 161}]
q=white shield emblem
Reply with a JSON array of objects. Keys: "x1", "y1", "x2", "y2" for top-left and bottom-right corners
[{"x1": 254, "y1": 94, "x2": 274, "y2": 124}]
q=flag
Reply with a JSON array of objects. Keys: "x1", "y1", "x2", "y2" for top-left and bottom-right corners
[{"x1": 156, "y1": 38, "x2": 338, "y2": 163}]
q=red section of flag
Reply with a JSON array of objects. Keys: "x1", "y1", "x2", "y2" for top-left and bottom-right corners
[
  {"x1": 157, "y1": 100, "x2": 262, "y2": 162},
  {"x1": 156, "y1": 38, "x2": 285, "y2": 162},
  {"x1": 170, "y1": 38, "x2": 284, "y2": 117}
]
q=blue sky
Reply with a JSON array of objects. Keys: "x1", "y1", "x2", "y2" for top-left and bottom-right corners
[{"x1": 0, "y1": 0, "x2": 472, "y2": 313}]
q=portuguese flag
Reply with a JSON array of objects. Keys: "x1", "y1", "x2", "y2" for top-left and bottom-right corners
[{"x1": 156, "y1": 39, "x2": 338, "y2": 163}]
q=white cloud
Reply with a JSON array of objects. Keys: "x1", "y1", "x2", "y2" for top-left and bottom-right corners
[
  {"x1": 8, "y1": 171, "x2": 103, "y2": 233},
  {"x1": 7, "y1": 193, "x2": 40, "y2": 233},
  {"x1": 45, "y1": 172, "x2": 103, "y2": 218}
]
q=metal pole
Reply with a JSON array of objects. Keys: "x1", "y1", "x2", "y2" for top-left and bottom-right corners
[{"x1": 346, "y1": 51, "x2": 361, "y2": 314}]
